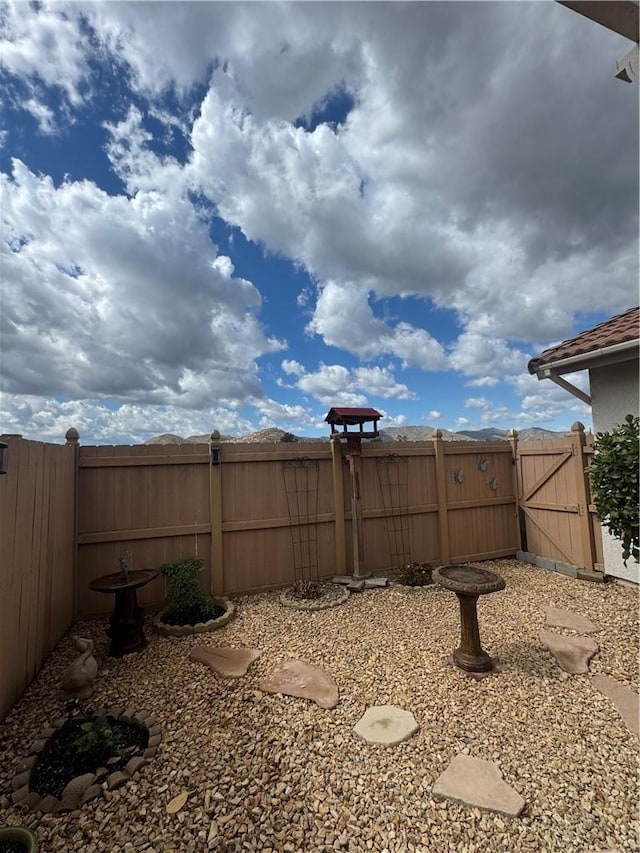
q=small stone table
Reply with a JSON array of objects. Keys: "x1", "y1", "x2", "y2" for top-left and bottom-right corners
[
  {"x1": 89, "y1": 570, "x2": 159, "y2": 656},
  {"x1": 433, "y1": 564, "x2": 505, "y2": 673}
]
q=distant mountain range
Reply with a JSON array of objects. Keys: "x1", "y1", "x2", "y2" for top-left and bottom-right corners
[{"x1": 145, "y1": 425, "x2": 569, "y2": 445}]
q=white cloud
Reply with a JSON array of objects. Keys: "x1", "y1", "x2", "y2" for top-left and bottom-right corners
[
  {"x1": 1, "y1": 159, "x2": 282, "y2": 408},
  {"x1": 287, "y1": 362, "x2": 412, "y2": 407},
  {"x1": 428, "y1": 410, "x2": 442, "y2": 421}
]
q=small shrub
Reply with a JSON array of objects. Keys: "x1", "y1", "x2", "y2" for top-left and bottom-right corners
[
  {"x1": 280, "y1": 432, "x2": 298, "y2": 442},
  {"x1": 398, "y1": 561, "x2": 436, "y2": 586},
  {"x1": 588, "y1": 414, "x2": 639, "y2": 565},
  {"x1": 160, "y1": 558, "x2": 225, "y2": 625},
  {"x1": 73, "y1": 715, "x2": 120, "y2": 762}
]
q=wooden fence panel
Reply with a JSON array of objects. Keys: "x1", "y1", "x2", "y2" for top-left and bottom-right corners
[
  {"x1": 514, "y1": 424, "x2": 602, "y2": 573},
  {"x1": 0, "y1": 437, "x2": 75, "y2": 721},
  {"x1": 76, "y1": 444, "x2": 210, "y2": 617}
]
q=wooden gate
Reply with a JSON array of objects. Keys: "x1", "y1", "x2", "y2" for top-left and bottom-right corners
[{"x1": 514, "y1": 423, "x2": 603, "y2": 573}]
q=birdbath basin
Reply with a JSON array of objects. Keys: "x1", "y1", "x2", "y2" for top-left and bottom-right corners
[
  {"x1": 89, "y1": 569, "x2": 159, "y2": 656},
  {"x1": 433, "y1": 564, "x2": 505, "y2": 673}
]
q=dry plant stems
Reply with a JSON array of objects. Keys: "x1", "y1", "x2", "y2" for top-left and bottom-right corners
[{"x1": 398, "y1": 561, "x2": 437, "y2": 586}]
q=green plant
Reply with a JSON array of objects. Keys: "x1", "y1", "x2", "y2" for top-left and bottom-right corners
[
  {"x1": 588, "y1": 414, "x2": 639, "y2": 565},
  {"x1": 280, "y1": 432, "x2": 298, "y2": 442},
  {"x1": 160, "y1": 557, "x2": 224, "y2": 625},
  {"x1": 73, "y1": 715, "x2": 120, "y2": 761},
  {"x1": 398, "y1": 561, "x2": 436, "y2": 586}
]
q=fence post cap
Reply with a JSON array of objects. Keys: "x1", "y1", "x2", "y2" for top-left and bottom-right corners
[
  {"x1": 210, "y1": 429, "x2": 221, "y2": 441},
  {"x1": 433, "y1": 429, "x2": 443, "y2": 439},
  {"x1": 507, "y1": 428, "x2": 518, "y2": 439},
  {"x1": 65, "y1": 427, "x2": 80, "y2": 444},
  {"x1": 571, "y1": 421, "x2": 585, "y2": 433}
]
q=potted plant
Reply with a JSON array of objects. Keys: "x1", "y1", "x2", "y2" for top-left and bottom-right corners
[
  {"x1": 0, "y1": 827, "x2": 38, "y2": 853},
  {"x1": 153, "y1": 557, "x2": 234, "y2": 636}
]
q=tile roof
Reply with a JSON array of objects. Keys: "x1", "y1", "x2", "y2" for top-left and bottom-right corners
[
  {"x1": 528, "y1": 306, "x2": 639, "y2": 374},
  {"x1": 325, "y1": 407, "x2": 382, "y2": 424}
]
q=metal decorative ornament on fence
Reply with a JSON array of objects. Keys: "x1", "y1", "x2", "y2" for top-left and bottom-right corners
[
  {"x1": 375, "y1": 454, "x2": 411, "y2": 569},
  {"x1": 282, "y1": 457, "x2": 320, "y2": 584}
]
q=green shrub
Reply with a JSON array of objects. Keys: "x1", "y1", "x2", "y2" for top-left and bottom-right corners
[
  {"x1": 160, "y1": 558, "x2": 224, "y2": 625},
  {"x1": 588, "y1": 414, "x2": 639, "y2": 565},
  {"x1": 73, "y1": 715, "x2": 120, "y2": 762}
]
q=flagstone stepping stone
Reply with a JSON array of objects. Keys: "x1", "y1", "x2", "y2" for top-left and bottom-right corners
[
  {"x1": 353, "y1": 705, "x2": 419, "y2": 746},
  {"x1": 259, "y1": 659, "x2": 338, "y2": 708},
  {"x1": 189, "y1": 646, "x2": 261, "y2": 678},
  {"x1": 540, "y1": 631, "x2": 599, "y2": 674},
  {"x1": 433, "y1": 753, "x2": 525, "y2": 816},
  {"x1": 545, "y1": 606, "x2": 598, "y2": 634},
  {"x1": 592, "y1": 674, "x2": 639, "y2": 739}
]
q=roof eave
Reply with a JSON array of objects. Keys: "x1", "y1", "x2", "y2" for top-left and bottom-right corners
[{"x1": 528, "y1": 338, "x2": 639, "y2": 377}]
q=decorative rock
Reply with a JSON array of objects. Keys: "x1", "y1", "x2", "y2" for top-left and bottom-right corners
[
  {"x1": 364, "y1": 577, "x2": 388, "y2": 588},
  {"x1": 433, "y1": 754, "x2": 525, "y2": 816},
  {"x1": 61, "y1": 636, "x2": 98, "y2": 700},
  {"x1": 592, "y1": 674, "x2": 639, "y2": 739},
  {"x1": 12, "y1": 771, "x2": 30, "y2": 789},
  {"x1": 125, "y1": 756, "x2": 148, "y2": 776},
  {"x1": 61, "y1": 773, "x2": 97, "y2": 800},
  {"x1": 29, "y1": 739, "x2": 47, "y2": 753},
  {"x1": 190, "y1": 645, "x2": 262, "y2": 677},
  {"x1": 540, "y1": 631, "x2": 599, "y2": 674},
  {"x1": 545, "y1": 606, "x2": 598, "y2": 634},
  {"x1": 143, "y1": 746, "x2": 158, "y2": 759},
  {"x1": 353, "y1": 706, "x2": 419, "y2": 746},
  {"x1": 56, "y1": 795, "x2": 80, "y2": 812},
  {"x1": 107, "y1": 770, "x2": 130, "y2": 790},
  {"x1": 80, "y1": 783, "x2": 103, "y2": 805},
  {"x1": 259, "y1": 659, "x2": 339, "y2": 709},
  {"x1": 148, "y1": 733, "x2": 162, "y2": 748},
  {"x1": 38, "y1": 794, "x2": 60, "y2": 814},
  {"x1": 11, "y1": 786, "x2": 30, "y2": 805}
]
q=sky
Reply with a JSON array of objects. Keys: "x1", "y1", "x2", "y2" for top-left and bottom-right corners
[{"x1": 1, "y1": 1, "x2": 638, "y2": 445}]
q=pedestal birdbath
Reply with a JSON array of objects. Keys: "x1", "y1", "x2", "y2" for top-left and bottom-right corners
[
  {"x1": 433, "y1": 564, "x2": 505, "y2": 673},
  {"x1": 89, "y1": 563, "x2": 159, "y2": 656}
]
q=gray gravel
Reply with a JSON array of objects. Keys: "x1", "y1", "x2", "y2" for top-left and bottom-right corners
[{"x1": 1, "y1": 559, "x2": 638, "y2": 852}]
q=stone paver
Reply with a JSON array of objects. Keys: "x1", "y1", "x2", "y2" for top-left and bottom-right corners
[
  {"x1": 540, "y1": 631, "x2": 599, "y2": 674},
  {"x1": 433, "y1": 753, "x2": 525, "y2": 816},
  {"x1": 592, "y1": 674, "x2": 639, "y2": 739},
  {"x1": 259, "y1": 659, "x2": 338, "y2": 709},
  {"x1": 353, "y1": 705, "x2": 419, "y2": 746},
  {"x1": 189, "y1": 646, "x2": 261, "y2": 678},
  {"x1": 545, "y1": 606, "x2": 598, "y2": 634}
]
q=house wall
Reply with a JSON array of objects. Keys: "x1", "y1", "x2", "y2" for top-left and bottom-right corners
[{"x1": 589, "y1": 359, "x2": 639, "y2": 584}]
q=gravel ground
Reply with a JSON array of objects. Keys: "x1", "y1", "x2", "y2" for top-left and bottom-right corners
[{"x1": 1, "y1": 559, "x2": 638, "y2": 853}]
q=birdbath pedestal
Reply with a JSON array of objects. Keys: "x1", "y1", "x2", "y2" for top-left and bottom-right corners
[
  {"x1": 433, "y1": 564, "x2": 505, "y2": 673},
  {"x1": 89, "y1": 569, "x2": 159, "y2": 656}
]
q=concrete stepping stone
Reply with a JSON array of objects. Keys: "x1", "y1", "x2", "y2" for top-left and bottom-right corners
[
  {"x1": 545, "y1": 606, "x2": 598, "y2": 634},
  {"x1": 540, "y1": 631, "x2": 599, "y2": 674},
  {"x1": 189, "y1": 646, "x2": 261, "y2": 678},
  {"x1": 353, "y1": 705, "x2": 419, "y2": 746},
  {"x1": 433, "y1": 753, "x2": 525, "y2": 816},
  {"x1": 259, "y1": 659, "x2": 338, "y2": 709},
  {"x1": 592, "y1": 674, "x2": 639, "y2": 739}
]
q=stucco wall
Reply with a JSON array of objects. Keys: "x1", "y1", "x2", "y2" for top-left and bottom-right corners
[{"x1": 589, "y1": 359, "x2": 639, "y2": 584}]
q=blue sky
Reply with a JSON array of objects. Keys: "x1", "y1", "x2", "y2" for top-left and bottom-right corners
[{"x1": 1, "y1": 2, "x2": 638, "y2": 444}]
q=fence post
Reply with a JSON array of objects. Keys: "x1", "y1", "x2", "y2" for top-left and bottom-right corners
[
  {"x1": 330, "y1": 436, "x2": 347, "y2": 575},
  {"x1": 433, "y1": 430, "x2": 450, "y2": 564},
  {"x1": 65, "y1": 427, "x2": 80, "y2": 621},
  {"x1": 571, "y1": 421, "x2": 596, "y2": 570},
  {"x1": 209, "y1": 430, "x2": 225, "y2": 595},
  {"x1": 507, "y1": 429, "x2": 524, "y2": 553}
]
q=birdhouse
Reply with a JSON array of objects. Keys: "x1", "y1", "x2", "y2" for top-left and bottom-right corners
[{"x1": 324, "y1": 407, "x2": 381, "y2": 440}]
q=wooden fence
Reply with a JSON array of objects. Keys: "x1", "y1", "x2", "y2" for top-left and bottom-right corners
[
  {"x1": 1, "y1": 423, "x2": 604, "y2": 719},
  {"x1": 0, "y1": 436, "x2": 77, "y2": 721},
  {"x1": 74, "y1": 434, "x2": 520, "y2": 618}
]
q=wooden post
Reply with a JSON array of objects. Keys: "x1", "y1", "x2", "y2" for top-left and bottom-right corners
[
  {"x1": 433, "y1": 429, "x2": 450, "y2": 564},
  {"x1": 507, "y1": 429, "x2": 524, "y2": 553},
  {"x1": 330, "y1": 436, "x2": 347, "y2": 575},
  {"x1": 65, "y1": 427, "x2": 80, "y2": 621},
  {"x1": 347, "y1": 436, "x2": 365, "y2": 578},
  {"x1": 571, "y1": 421, "x2": 596, "y2": 571},
  {"x1": 209, "y1": 430, "x2": 225, "y2": 595}
]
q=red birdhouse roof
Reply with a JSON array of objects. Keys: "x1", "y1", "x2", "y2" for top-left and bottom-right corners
[{"x1": 324, "y1": 407, "x2": 382, "y2": 425}]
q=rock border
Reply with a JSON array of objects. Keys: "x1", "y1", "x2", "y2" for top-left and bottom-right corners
[
  {"x1": 10, "y1": 707, "x2": 161, "y2": 814},
  {"x1": 279, "y1": 585, "x2": 349, "y2": 611},
  {"x1": 152, "y1": 598, "x2": 235, "y2": 637}
]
